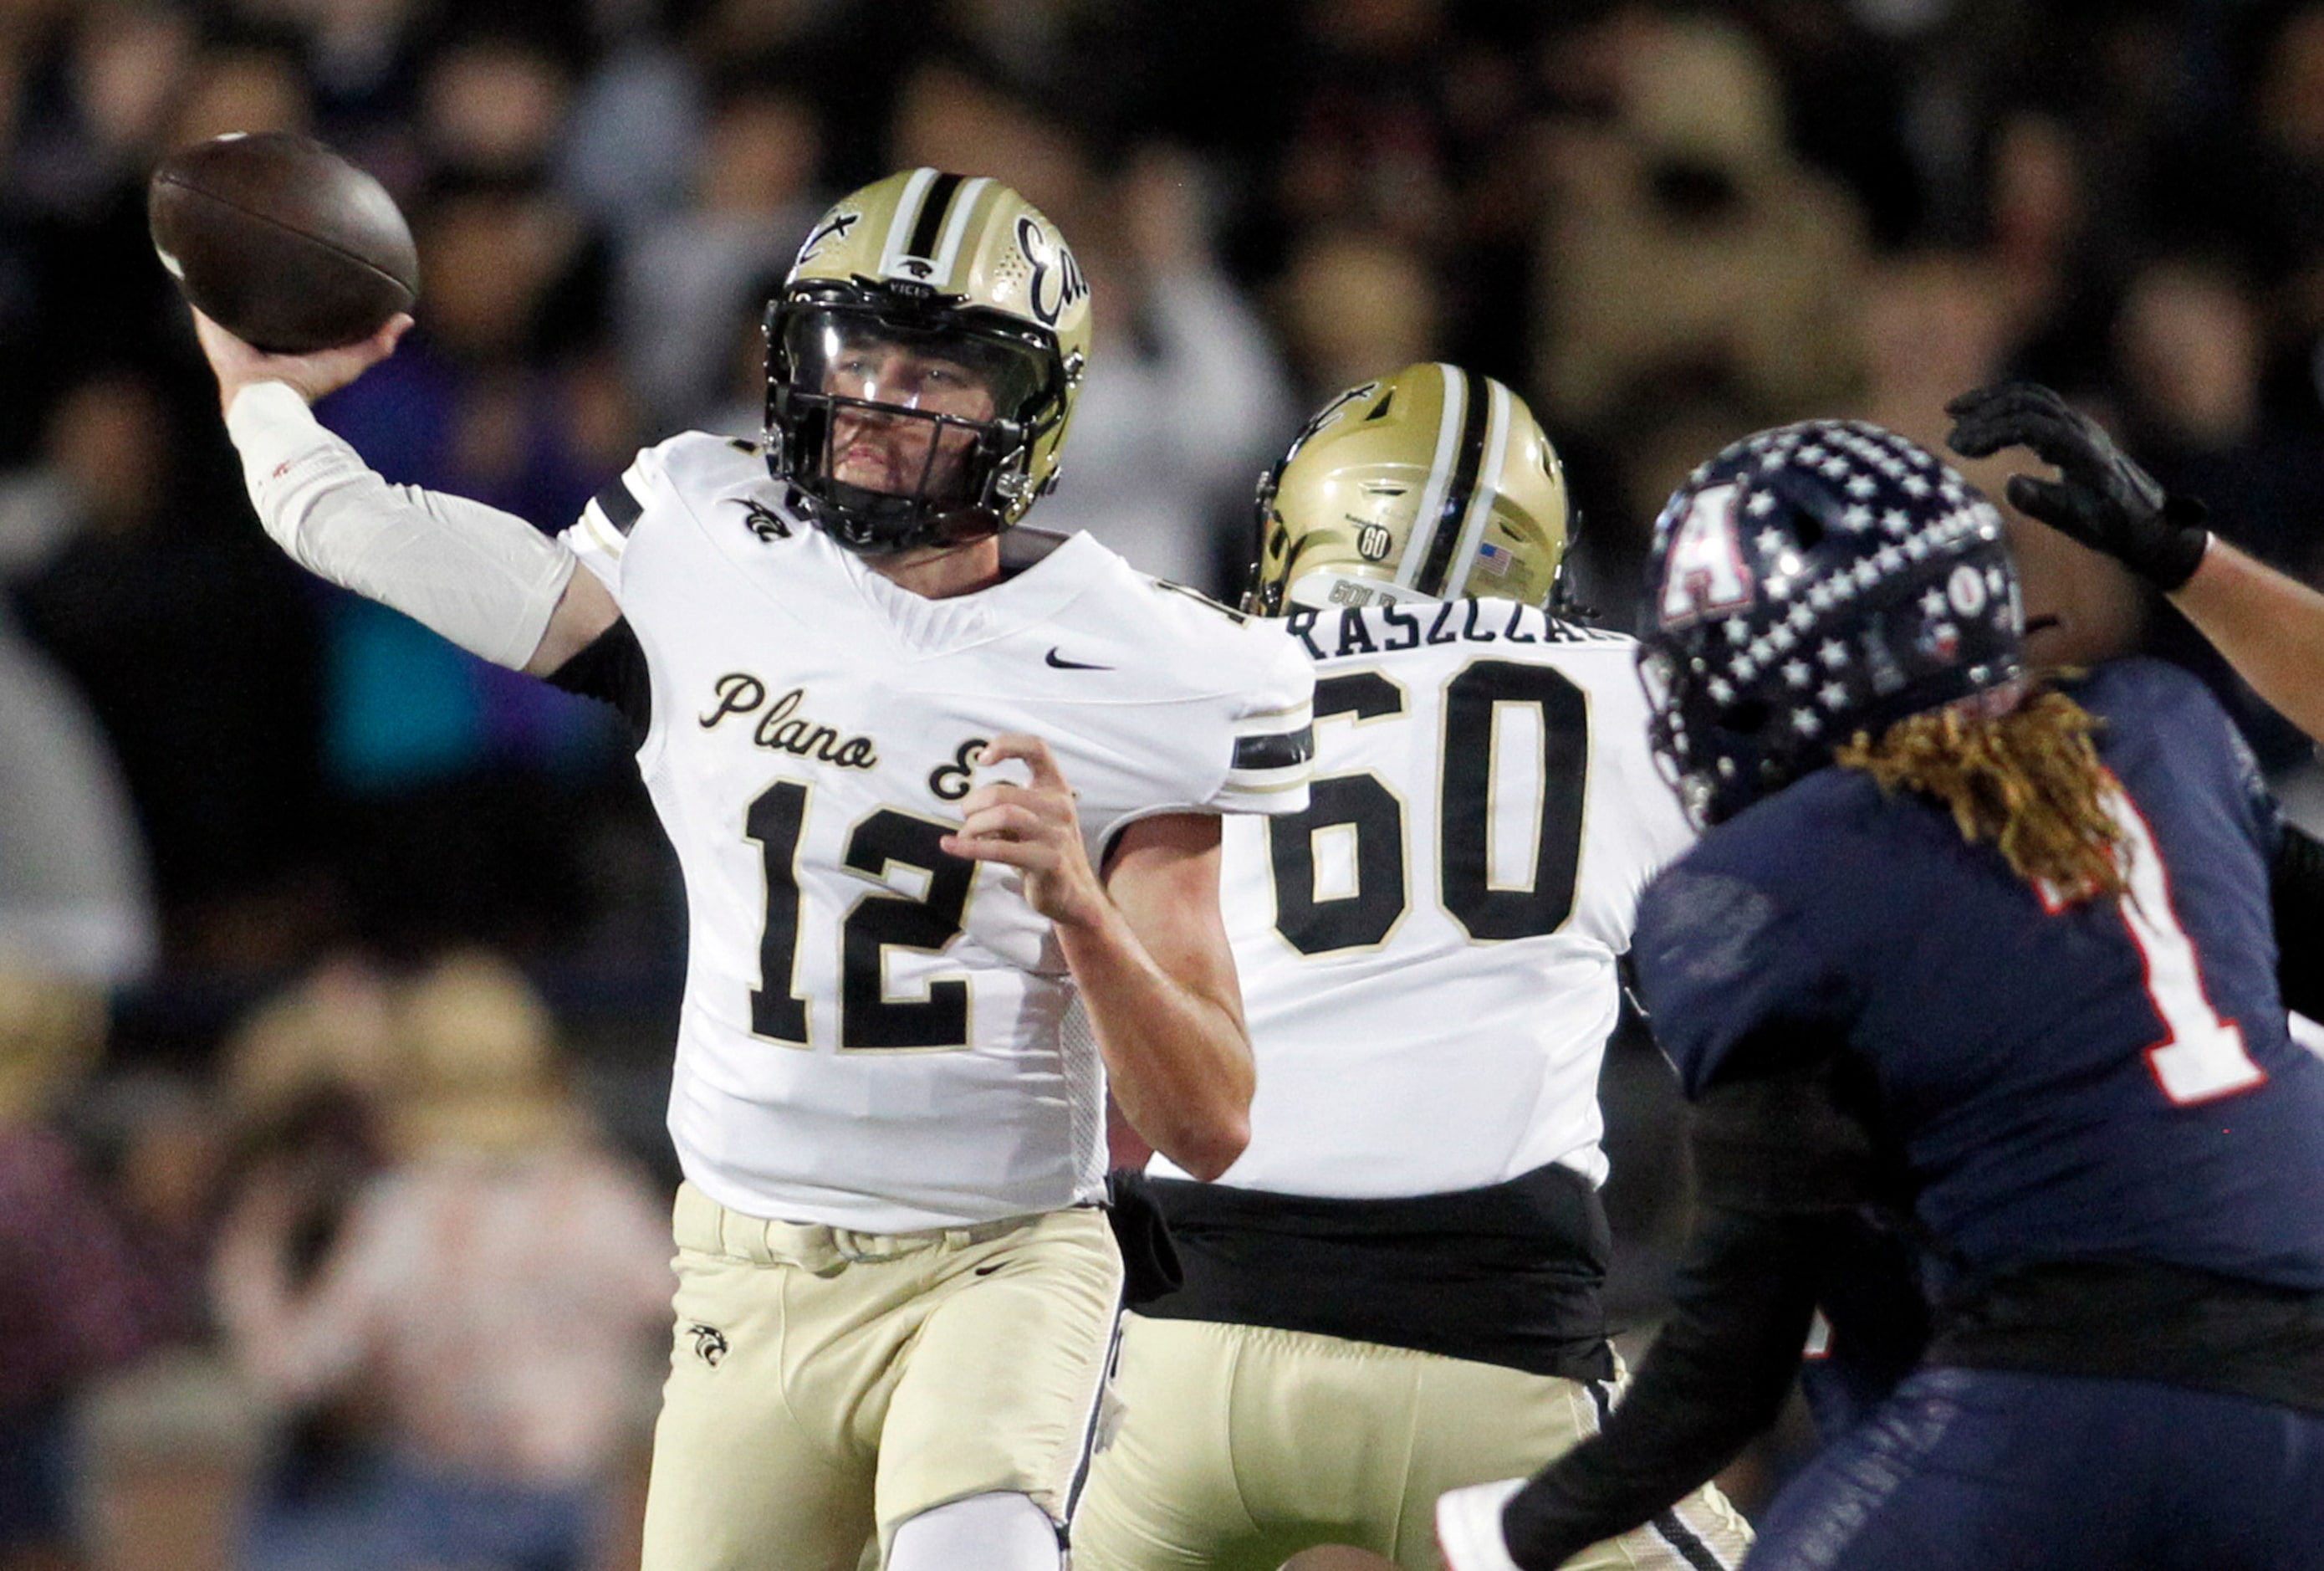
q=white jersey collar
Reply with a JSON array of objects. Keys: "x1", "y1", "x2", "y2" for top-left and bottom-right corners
[{"x1": 826, "y1": 527, "x2": 1116, "y2": 657}]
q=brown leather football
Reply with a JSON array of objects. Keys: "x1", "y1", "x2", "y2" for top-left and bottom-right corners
[{"x1": 149, "y1": 130, "x2": 419, "y2": 355}]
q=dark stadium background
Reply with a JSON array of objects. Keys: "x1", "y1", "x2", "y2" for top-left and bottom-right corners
[{"x1": 2, "y1": 3, "x2": 2320, "y2": 1567}]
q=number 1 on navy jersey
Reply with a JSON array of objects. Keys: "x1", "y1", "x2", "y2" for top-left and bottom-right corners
[
  {"x1": 2042, "y1": 781, "x2": 2268, "y2": 1104},
  {"x1": 2110, "y1": 789, "x2": 2266, "y2": 1104}
]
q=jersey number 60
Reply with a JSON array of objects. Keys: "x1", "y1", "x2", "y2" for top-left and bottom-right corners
[{"x1": 1269, "y1": 661, "x2": 1588, "y2": 954}]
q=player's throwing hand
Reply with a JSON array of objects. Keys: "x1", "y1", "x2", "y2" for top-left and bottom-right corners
[
  {"x1": 942, "y1": 735, "x2": 1106, "y2": 929},
  {"x1": 192, "y1": 306, "x2": 411, "y2": 414}
]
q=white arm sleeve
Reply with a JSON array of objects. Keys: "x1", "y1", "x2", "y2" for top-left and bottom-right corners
[{"x1": 223, "y1": 381, "x2": 580, "y2": 669}]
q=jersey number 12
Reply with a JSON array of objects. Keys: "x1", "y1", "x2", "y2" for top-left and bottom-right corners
[{"x1": 746, "y1": 780, "x2": 974, "y2": 1051}]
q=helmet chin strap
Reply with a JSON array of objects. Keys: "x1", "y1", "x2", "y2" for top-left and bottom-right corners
[{"x1": 929, "y1": 504, "x2": 1006, "y2": 547}]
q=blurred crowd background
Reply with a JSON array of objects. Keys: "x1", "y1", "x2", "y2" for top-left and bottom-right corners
[{"x1": 3, "y1": 0, "x2": 2323, "y2": 1568}]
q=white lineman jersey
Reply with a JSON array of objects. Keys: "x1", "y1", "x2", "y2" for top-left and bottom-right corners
[
  {"x1": 562, "y1": 433, "x2": 1314, "y2": 1231},
  {"x1": 1152, "y1": 597, "x2": 1693, "y2": 1200}
]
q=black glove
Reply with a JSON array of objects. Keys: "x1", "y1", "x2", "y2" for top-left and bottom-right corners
[{"x1": 1944, "y1": 381, "x2": 2211, "y2": 590}]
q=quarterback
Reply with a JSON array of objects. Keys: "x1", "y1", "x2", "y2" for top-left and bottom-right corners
[
  {"x1": 187, "y1": 170, "x2": 1314, "y2": 1571},
  {"x1": 1071, "y1": 364, "x2": 1748, "y2": 1571}
]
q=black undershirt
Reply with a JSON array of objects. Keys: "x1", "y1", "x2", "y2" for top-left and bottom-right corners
[
  {"x1": 544, "y1": 615, "x2": 651, "y2": 742},
  {"x1": 1138, "y1": 1162, "x2": 1615, "y2": 1381}
]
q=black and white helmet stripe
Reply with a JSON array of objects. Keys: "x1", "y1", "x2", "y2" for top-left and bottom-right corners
[
  {"x1": 1399, "y1": 366, "x2": 1515, "y2": 601},
  {"x1": 876, "y1": 168, "x2": 993, "y2": 284}
]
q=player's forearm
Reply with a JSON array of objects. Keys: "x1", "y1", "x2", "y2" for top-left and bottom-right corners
[
  {"x1": 1502, "y1": 1205, "x2": 1815, "y2": 1567},
  {"x1": 2170, "y1": 539, "x2": 2324, "y2": 744},
  {"x1": 1058, "y1": 908, "x2": 1254, "y2": 1181},
  {"x1": 222, "y1": 381, "x2": 576, "y2": 669}
]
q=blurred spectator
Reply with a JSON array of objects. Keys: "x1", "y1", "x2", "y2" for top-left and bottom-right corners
[
  {"x1": 1529, "y1": 13, "x2": 1867, "y2": 451},
  {"x1": 1853, "y1": 248, "x2": 2013, "y2": 454},
  {"x1": 1272, "y1": 226, "x2": 1440, "y2": 409},
  {"x1": 162, "y1": 41, "x2": 312, "y2": 151},
  {"x1": 212, "y1": 952, "x2": 672, "y2": 1571},
  {"x1": 1979, "y1": 109, "x2": 2117, "y2": 392},
  {"x1": 212, "y1": 954, "x2": 401, "y2": 1452},
  {"x1": 416, "y1": 28, "x2": 575, "y2": 185},
  {"x1": 2, "y1": 3, "x2": 213, "y2": 458},
  {"x1": 0, "y1": 610, "x2": 155, "y2": 987},
  {"x1": 616, "y1": 78, "x2": 824, "y2": 435},
  {"x1": 0, "y1": 964, "x2": 166, "y2": 1570},
  {"x1": 0, "y1": 443, "x2": 155, "y2": 986},
  {"x1": 6, "y1": 371, "x2": 327, "y2": 974},
  {"x1": 229, "y1": 0, "x2": 435, "y2": 166},
  {"x1": 2114, "y1": 253, "x2": 2324, "y2": 581},
  {"x1": 219, "y1": 954, "x2": 401, "y2": 1185},
  {"x1": 2242, "y1": 4, "x2": 2324, "y2": 348},
  {"x1": 2110, "y1": 254, "x2": 2324, "y2": 770},
  {"x1": 1024, "y1": 146, "x2": 1296, "y2": 594},
  {"x1": 1275, "y1": 0, "x2": 1459, "y2": 246},
  {"x1": 557, "y1": 21, "x2": 702, "y2": 238},
  {"x1": 8, "y1": 2, "x2": 193, "y2": 221}
]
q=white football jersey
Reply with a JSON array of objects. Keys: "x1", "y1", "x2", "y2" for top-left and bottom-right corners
[
  {"x1": 562, "y1": 434, "x2": 1314, "y2": 1231},
  {"x1": 1151, "y1": 598, "x2": 1693, "y2": 1199}
]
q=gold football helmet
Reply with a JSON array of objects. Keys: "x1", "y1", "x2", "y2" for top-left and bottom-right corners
[
  {"x1": 1246, "y1": 363, "x2": 1571, "y2": 615},
  {"x1": 766, "y1": 168, "x2": 1092, "y2": 553}
]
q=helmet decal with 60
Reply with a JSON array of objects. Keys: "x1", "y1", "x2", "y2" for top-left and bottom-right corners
[
  {"x1": 1245, "y1": 363, "x2": 1571, "y2": 616},
  {"x1": 765, "y1": 169, "x2": 1092, "y2": 555},
  {"x1": 1639, "y1": 419, "x2": 2025, "y2": 829}
]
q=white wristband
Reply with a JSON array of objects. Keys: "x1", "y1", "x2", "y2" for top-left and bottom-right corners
[{"x1": 224, "y1": 381, "x2": 579, "y2": 670}]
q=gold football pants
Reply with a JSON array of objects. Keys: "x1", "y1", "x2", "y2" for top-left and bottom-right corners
[
  {"x1": 641, "y1": 1183, "x2": 1121, "y2": 1571},
  {"x1": 1072, "y1": 1313, "x2": 1752, "y2": 1571}
]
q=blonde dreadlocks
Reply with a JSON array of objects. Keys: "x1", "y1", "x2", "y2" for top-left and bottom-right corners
[{"x1": 1836, "y1": 685, "x2": 2127, "y2": 904}]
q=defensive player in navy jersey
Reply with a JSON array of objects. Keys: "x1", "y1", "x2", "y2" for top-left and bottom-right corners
[{"x1": 1438, "y1": 419, "x2": 2324, "y2": 1571}]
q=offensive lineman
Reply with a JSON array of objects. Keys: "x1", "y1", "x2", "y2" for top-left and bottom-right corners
[
  {"x1": 1071, "y1": 365, "x2": 1749, "y2": 1571},
  {"x1": 185, "y1": 170, "x2": 1315, "y2": 1571}
]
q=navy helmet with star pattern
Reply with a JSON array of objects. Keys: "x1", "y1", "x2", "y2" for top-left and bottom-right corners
[{"x1": 1639, "y1": 418, "x2": 2024, "y2": 828}]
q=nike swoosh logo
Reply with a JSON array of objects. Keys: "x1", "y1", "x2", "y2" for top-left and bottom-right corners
[{"x1": 1045, "y1": 648, "x2": 1113, "y2": 671}]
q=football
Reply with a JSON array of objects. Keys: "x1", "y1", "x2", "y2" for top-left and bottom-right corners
[{"x1": 148, "y1": 130, "x2": 419, "y2": 356}]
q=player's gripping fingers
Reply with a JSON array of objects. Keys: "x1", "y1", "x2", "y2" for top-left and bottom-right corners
[
  {"x1": 942, "y1": 788, "x2": 1090, "y2": 895},
  {"x1": 1949, "y1": 403, "x2": 2087, "y2": 473},
  {"x1": 196, "y1": 306, "x2": 411, "y2": 412},
  {"x1": 944, "y1": 797, "x2": 1050, "y2": 857},
  {"x1": 975, "y1": 733, "x2": 1075, "y2": 796},
  {"x1": 1944, "y1": 381, "x2": 2097, "y2": 472},
  {"x1": 2004, "y1": 473, "x2": 2097, "y2": 535},
  {"x1": 1943, "y1": 379, "x2": 2071, "y2": 437}
]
